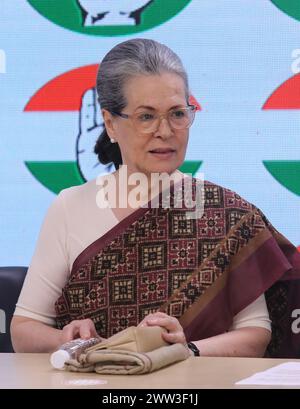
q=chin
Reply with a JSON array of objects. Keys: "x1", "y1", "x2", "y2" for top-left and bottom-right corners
[
  {"x1": 136, "y1": 156, "x2": 182, "y2": 176},
  {"x1": 146, "y1": 165, "x2": 178, "y2": 175}
]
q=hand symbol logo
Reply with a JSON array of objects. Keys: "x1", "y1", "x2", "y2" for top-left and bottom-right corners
[
  {"x1": 77, "y1": 0, "x2": 152, "y2": 26},
  {"x1": 76, "y1": 88, "x2": 112, "y2": 181}
]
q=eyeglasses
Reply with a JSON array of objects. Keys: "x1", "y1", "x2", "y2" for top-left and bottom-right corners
[{"x1": 111, "y1": 105, "x2": 197, "y2": 134}]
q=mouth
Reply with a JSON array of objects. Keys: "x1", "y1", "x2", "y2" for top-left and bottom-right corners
[{"x1": 149, "y1": 148, "x2": 176, "y2": 158}]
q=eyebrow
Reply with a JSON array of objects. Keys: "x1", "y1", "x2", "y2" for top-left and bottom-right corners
[{"x1": 135, "y1": 104, "x2": 186, "y2": 111}]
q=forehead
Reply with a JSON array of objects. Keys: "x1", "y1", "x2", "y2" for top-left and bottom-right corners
[{"x1": 123, "y1": 72, "x2": 187, "y2": 110}]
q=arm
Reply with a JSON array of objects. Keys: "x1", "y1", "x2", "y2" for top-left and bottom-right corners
[
  {"x1": 11, "y1": 191, "x2": 101, "y2": 352},
  {"x1": 11, "y1": 316, "x2": 99, "y2": 353},
  {"x1": 11, "y1": 316, "x2": 63, "y2": 353},
  {"x1": 195, "y1": 293, "x2": 271, "y2": 357},
  {"x1": 190, "y1": 326, "x2": 271, "y2": 357},
  {"x1": 138, "y1": 294, "x2": 272, "y2": 358},
  {"x1": 11, "y1": 193, "x2": 68, "y2": 352}
]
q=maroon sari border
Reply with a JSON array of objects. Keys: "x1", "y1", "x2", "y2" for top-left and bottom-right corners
[
  {"x1": 179, "y1": 265, "x2": 229, "y2": 329},
  {"x1": 227, "y1": 236, "x2": 292, "y2": 314},
  {"x1": 183, "y1": 236, "x2": 293, "y2": 340},
  {"x1": 184, "y1": 288, "x2": 231, "y2": 341}
]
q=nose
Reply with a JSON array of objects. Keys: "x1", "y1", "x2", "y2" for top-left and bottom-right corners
[{"x1": 154, "y1": 117, "x2": 173, "y2": 140}]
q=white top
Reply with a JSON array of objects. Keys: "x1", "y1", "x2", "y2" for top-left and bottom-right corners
[
  {"x1": 14, "y1": 175, "x2": 271, "y2": 332},
  {"x1": 50, "y1": 350, "x2": 70, "y2": 369}
]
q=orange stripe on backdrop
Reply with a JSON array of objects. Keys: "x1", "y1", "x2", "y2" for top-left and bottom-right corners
[
  {"x1": 24, "y1": 65, "x2": 98, "y2": 112},
  {"x1": 24, "y1": 64, "x2": 202, "y2": 112},
  {"x1": 189, "y1": 95, "x2": 201, "y2": 111},
  {"x1": 263, "y1": 73, "x2": 300, "y2": 109}
]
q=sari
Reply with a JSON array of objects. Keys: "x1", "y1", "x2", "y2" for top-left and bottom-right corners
[{"x1": 55, "y1": 178, "x2": 300, "y2": 358}]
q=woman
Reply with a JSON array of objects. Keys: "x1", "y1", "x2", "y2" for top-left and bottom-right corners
[{"x1": 11, "y1": 39, "x2": 300, "y2": 357}]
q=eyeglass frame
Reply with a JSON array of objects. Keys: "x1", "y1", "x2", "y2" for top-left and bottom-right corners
[{"x1": 109, "y1": 104, "x2": 197, "y2": 134}]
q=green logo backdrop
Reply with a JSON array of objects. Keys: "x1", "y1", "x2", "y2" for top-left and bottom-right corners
[
  {"x1": 271, "y1": 0, "x2": 300, "y2": 22},
  {"x1": 28, "y1": 0, "x2": 192, "y2": 36}
]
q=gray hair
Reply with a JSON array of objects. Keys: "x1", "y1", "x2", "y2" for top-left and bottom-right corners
[
  {"x1": 94, "y1": 38, "x2": 189, "y2": 169},
  {"x1": 96, "y1": 38, "x2": 189, "y2": 112}
]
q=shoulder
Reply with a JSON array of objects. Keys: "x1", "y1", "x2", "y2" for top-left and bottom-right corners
[
  {"x1": 45, "y1": 179, "x2": 101, "y2": 224},
  {"x1": 58, "y1": 179, "x2": 98, "y2": 201},
  {"x1": 54, "y1": 177, "x2": 114, "y2": 222}
]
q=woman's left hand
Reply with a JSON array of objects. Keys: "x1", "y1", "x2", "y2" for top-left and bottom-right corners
[{"x1": 138, "y1": 312, "x2": 187, "y2": 345}]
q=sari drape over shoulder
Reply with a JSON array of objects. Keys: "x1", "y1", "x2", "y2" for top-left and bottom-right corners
[{"x1": 55, "y1": 179, "x2": 300, "y2": 358}]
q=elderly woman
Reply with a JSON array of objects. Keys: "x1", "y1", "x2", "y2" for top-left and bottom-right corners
[{"x1": 11, "y1": 39, "x2": 300, "y2": 357}]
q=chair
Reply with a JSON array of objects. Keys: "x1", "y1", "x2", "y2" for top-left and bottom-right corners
[{"x1": 0, "y1": 267, "x2": 28, "y2": 352}]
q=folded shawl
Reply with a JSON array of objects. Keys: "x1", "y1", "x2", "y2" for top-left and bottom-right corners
[{"x1": 64, "y1": 326, "x2": 190, "y2": 375}]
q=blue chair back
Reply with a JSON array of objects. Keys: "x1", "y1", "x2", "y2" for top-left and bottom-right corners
[{"x1": 0, "y1": 267, "x2": 27, "y2": 352}]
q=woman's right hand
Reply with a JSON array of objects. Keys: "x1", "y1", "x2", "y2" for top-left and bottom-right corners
[{"x1": 60, "y1": 318, "x2": 100, "y2": 344}]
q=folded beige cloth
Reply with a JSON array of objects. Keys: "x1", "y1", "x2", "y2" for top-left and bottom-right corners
[{"x1": 64, "y1": 326, "x2": 190, "y2": 375}]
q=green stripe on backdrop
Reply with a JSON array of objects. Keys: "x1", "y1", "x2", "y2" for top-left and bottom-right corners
[
  {"x1": 263, "y1": 160, "x2": 300, "y2": 197},
  {"x1": 25, "y1": 160, "x2": 203, "y2": 195}
]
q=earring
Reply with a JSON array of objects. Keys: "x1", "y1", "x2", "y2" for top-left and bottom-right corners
[{"x1": 110, "y1": 138, "x2": 116, "y2": 143}]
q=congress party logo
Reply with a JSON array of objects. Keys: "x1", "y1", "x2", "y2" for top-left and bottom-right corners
[
  {"x1": 24, "y1": 65, "x2": 202, "y2": 194},
  {"x1": 262, "y1": 73, "x2": 300, "y2": 197},
  {"x1": 271, "y1": 1, "x2": 300, "y2": 22},
  {"x1": 27, "y1": 0, "x2": 192, "y2": 36}
]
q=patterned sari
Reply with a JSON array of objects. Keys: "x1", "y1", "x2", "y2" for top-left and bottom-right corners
[{"x1": 55, "y1": 178, "x2": 300, "y2": 358}]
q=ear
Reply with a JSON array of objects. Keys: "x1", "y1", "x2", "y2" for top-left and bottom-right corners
[{"x1": 102, "y1": 109, "x2": 118, "y2": 142}]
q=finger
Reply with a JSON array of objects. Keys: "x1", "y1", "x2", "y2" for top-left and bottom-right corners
[
  {"x1": 137, "y1": 322, "x2": 146, "y2": 327},
  {"x1": 138, "y1": 311, "x2": 171, "y2": 327},
  {"x1": 78, "y1": 319, "x2": 97, "y2": 339},
  {"x1": 62, "y1": 321, "x2": 81, "y2": 342},
  {"x1": 149, "y1": 312, "x2": 170, "y2": 319},
  {"x1": 60, "y1": 330, "x2": 72, "y2": 344},
  {"x1": 138, "y1": 319, "x2": 152, "y2": 328},
  {"x1": 94, "y1": 88, "x2": 102, "y2": 127},
  {"x1": 162, "y1": 331, "x2": 186, "y2": 345},
  {"x1": 80, "y1": 88, "x2": 96, "y2": 132},
  {"x1": 89, "y1": 325, "x2": 99, "y2": 339},
  {"x1": 138, "y1": 313, "x2": 156, "y2": 327},
  {"x1": 145, "y1": 316, "x2": 179, "y2": 332}
]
